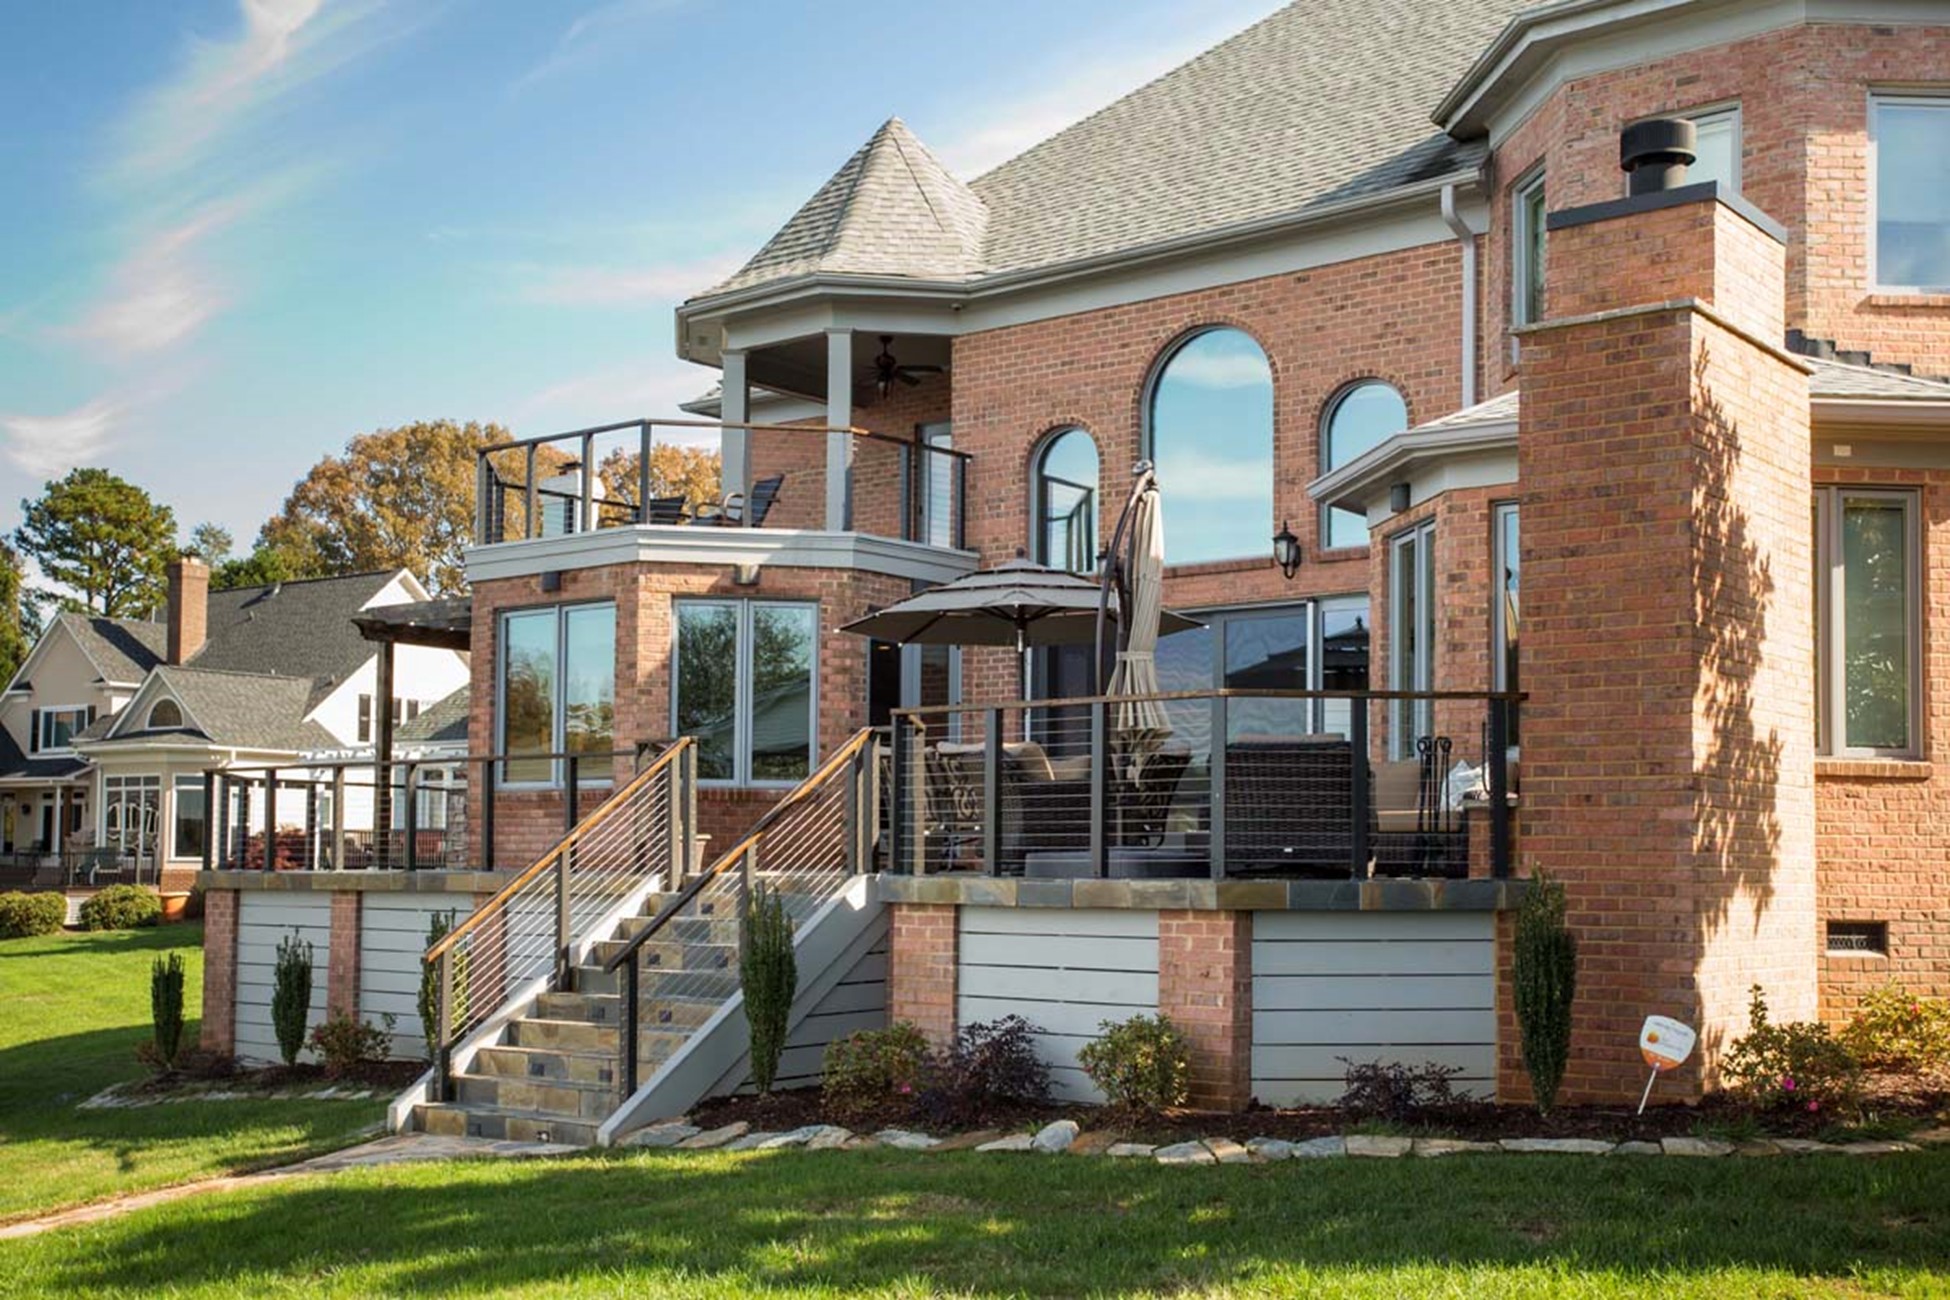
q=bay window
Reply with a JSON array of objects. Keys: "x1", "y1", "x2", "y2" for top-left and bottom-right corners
[
  {"x1": 1816, "y1": 488, "x2": 1919, "y2": 757},
  {"x1": 497, "y1": 603, "x2": 616, "y2": 784},
  {"x1": 674, "y1": 600, "x2": 817, "y2": 786}
]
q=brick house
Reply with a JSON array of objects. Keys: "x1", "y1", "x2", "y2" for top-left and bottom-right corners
[{"x1": 198, "y1": 0, "x2": 1950, "y2": 1134}]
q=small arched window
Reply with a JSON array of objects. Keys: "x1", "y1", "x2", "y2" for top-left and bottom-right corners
[
  {"x1": 1145, "y1": 328, "x2": 1274, "y2": 564},
  {"x1": 1321, "y1": 381, "x2": 1409, "y2": 548},
  {"x1": 1032, "y1": 427, "x2": 1100, "y2": 573},
  {"x1": 146, "y1": 699, "x2": 183, "y2": 730}
]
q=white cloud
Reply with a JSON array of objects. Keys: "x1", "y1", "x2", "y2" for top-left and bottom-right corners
[
  {"x1": 1161, "y1": 346, "x2": 1272, "y2": 390},
  {"x1": 512, "y1": 0, "x2": 691, "y2": 92},
  {"x1": 63, "y1": 203, "x2": 247, "y2": 356},
  {"x1": 513, "y1": 356, "x2": 722, "y2": 437},
  {"x1": 513, "y1": 253, "x2": 742, "y2": 307},
  {"x1": 1, "y1": 398, "x2": 122, "y2": 479}
]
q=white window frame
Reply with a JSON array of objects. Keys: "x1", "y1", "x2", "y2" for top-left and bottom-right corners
[
  {"x1": 170, "y1": 772, "x2": 207, "y2": 862},
  {"x1": 672, "y1": 599, "x2": 820, "y2": 789},
  {"x1": 101, "y1": 774, "x2": 161, "y2": 860},
  {"x1": 1815, "y1": 487, "x2": 1921, "y2": 758},
  {"x1": 1511, "y1": 168, "x2": 1547, "y2": 329},
  {"x1": 37, "y1": 705, "x2": 90, "y2": 754},
  {"x1": 1390, "y1": 520, "x2": 1437, "y2": 758},
  {"x1": 146, "y1": 699, "x2": 184, "y2": 731},
  {"x1": 1869, "y1": 93, "x2": 1950, "y2": 293},
  {"x1": 494, "y1": 601, "x2": 618, "y2": 788},
  {"x1": 1626, "y1": 105, "x2": 1741, "y2": 196}
]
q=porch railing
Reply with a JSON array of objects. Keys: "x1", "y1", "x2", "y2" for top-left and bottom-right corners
[
  {"x1": 887, "y1": 689, "x2": 1518, "y2": 881},
  {"x1": 474, "y1": 418, "x2": 970, "y2": 549},
  {"x1": 0, "y1": 849, "x2": 162, "y2": 889},
  {"x1": 204, "y1": 745, "x2": 658, "y2": 873}
]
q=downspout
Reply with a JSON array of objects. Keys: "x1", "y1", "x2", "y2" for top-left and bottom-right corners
[{"x1": 1440, "y1": 183, "x2": 1478, "y2": 409}]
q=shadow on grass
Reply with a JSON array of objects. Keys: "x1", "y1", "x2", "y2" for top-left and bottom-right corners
[{"x1": 10, "y1": 1148, "x2": 1950, "y2": 1295}]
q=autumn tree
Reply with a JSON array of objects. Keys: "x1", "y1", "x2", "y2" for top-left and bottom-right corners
[
  {"x1": 255, "y1": 420, "x2": 510, "y2": 595},
  {"x1": 188, "y1": 522, "x2": 234, "y2": 567},
  {"x1": 598, "y1": 442, "x2": 722, "y2": 515},
  {"x1": 13, "y1": 468, "x2": 177, "y2": 617}
]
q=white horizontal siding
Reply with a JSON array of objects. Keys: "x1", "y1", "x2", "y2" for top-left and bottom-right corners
[
  {"x1": 736, "y1": 914, "x2": 889, "y2": 1094},
  {"x1": 358, "y1": 893, "x2": 479, "y2": 1060},
  {"x1": 236, "y1": 894, "x2": 332, "y2": 1066},
  {"x1": 1250, "y1": 911, "x2": 1496, "y2": 1106},
  {"x1": 956, "y1": 907, "x2": 1158, "y2": 1103}
]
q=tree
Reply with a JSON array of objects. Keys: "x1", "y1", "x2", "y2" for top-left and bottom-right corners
[
  {"x1": 0, "y1": 540, "x2": 32, "y2": 688},
  {"x1": 188, "y1": 522, "x2": 233, "y2": 567},
  {"x1": 13, "y1": 468, "x2": 177, "y2": 617},
  {"x1": 256, "y1": 420, "x2": 510, "y2": 595},
  {"x1": 1513, "y1": 869, "x2": 1578, "y2": 1113},
  {"x1": 213, "y1": 543, "x2": 310, "y2": 592},
  {"x1": 598, "y1": 442, "x2": 721, "y2": 514}
]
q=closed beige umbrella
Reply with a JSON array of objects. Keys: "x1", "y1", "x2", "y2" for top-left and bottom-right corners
[{"x1": 1107, "y1": 469, "x2": 1170, "y2": 760}]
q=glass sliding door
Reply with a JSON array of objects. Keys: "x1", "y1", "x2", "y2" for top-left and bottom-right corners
[{"x1": 1390, "y1": 521, "x2": 1436, "y2": 757}]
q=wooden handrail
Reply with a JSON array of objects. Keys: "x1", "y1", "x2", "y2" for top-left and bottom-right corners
[
  {"x1": 425, "y1": 737, "x2": 694, "y2": 965},
  {"x1": 601, "y1": 728, "x2": 874, "y2": 975}
]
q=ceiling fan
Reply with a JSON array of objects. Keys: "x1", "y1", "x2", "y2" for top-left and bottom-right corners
[{"x1": 867, "y1": 335, "x2": 944, "y2": 400}]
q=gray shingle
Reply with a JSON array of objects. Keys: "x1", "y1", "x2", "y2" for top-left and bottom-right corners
[
  {"x1": 191, "y1": 571, "x2": 403, "y2": 710},
  {"x1": 134, "y1": 667, "x2": 338, "y2": 752},
  {"x1": 58, "y1": 614, "x2": 166, "y2": 685},
  {"x1": 1806, "y1": 357, "x2": 1950, "y2": 401},
  {"x1": 396, "y1": 686, "x2": 469, "y2": 747}
]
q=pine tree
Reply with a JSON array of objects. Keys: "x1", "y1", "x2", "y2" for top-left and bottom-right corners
[
  {"x1": 150, "y1": 953, "x2": 186, "y2": 1068},
  {"x1": 272, "y1": 933, "x2": 314, "y2": 1067},
  {"x1": 1514, "y1": 870, "x2": 1578, "y2": 1112}
]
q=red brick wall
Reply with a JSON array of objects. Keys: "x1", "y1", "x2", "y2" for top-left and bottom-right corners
[
  {"x1": 887, "y1": 902, "x2": 957, "y2": 1047},
  {"x1": 327, "y1": 892, "x2": 360, "y2": 1019},
  {"x1": 742, "y1": 373, "x2": 954, "y2": 537},
  {"x1": 1156, "y1": 909, "x2": 1253, "y2": 1110},
  {"x1": 200, "y1": 888, "x2": 237, "y2": 1053},
  {"x1": 1485, "y1": 21, "x2": 1950, "y2": 383}
]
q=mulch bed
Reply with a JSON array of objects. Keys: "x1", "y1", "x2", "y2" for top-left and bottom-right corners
[{"x1": 123, "y1": 1052, "x2": 425, "y2": 1098}]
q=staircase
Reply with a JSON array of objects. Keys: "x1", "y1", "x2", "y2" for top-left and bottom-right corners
[{"x1": 404, "y1": 730, "x2": 881, "y2": 1146}]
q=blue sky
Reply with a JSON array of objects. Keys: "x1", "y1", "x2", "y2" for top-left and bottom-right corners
[{"x1": 0, "y1": 0, "x2": 1279, "y2": 547}]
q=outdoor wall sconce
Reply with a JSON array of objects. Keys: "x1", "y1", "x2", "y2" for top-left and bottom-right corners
[
  {"x1": 1389, "y1": 483, "x2": 1411, "y2": 513},
  {"x1": 1272, "y1": 521, "x2": 1302, "y2": 579}
]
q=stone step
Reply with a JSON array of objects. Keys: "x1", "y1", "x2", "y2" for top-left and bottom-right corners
[
  {"x1": 534, "y1": 990, "x2": 623, "y2": 1024},
  {"x1": 509, "y1": 1016, "x2": 619, "y2": 1054},
  {"x1": 455, "y1": 1073, "x2": 620, "y2": 1120},
  {"x1": 473, "y1": 1044, "x2": 619, "y2": 1086},
  {"x1": 631, "y1": 938, "x2": 736, "y2": 974},
  {"x1": 415, "y1": 1102, "x2": 600, "y2": 1146},
  {"x1": 638, "y1": 995, "x2": 722, "y2": 1031},
  {"x1": 639, "y1": 969, "x2": 740, "y2": 1001}
]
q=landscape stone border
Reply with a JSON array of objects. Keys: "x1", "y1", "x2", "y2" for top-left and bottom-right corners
[
  {"x1": 621, "y1": 1118, "x2": 1947, "y2": 1162},
  {"x1": 79, "y1": 1082, "x2": 390, "y2": 1110}
]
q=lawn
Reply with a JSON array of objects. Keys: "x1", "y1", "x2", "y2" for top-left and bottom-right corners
[
  {"x1": 2, "y1": 1143, "x2": 1948, "y2": 1297},
  {"x1": 0, "y1": 924, "x2": 384, "y2": 1223}
]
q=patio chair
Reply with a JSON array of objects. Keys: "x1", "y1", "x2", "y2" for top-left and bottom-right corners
[
  {"x1": 689, "y1": 475, "x2": 784, "y2": 528},
  {"x1": 640, "y1": 495, "x2": 689, "y2": 525},
  {"x1": 1221, "y1": 735, "x2": 1355, "y2": 876}
]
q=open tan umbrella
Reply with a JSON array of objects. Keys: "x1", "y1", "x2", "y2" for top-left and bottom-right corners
[{"x1": 1105, "y1": 467, "x2": 1171, "y2": 765}]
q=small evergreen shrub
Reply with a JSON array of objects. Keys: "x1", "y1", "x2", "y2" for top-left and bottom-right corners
[
  {"x1": 1513, "y1": 869, "x2": 1577, "y2": 1112},
  {"x1": 740, "y1": 883, "x2": 797, "y2": 1094},
  {"x1": 78, "y1": 884, "x2": 161, "y2": 931},
  {"x1": 417, "y1": 910, "x2": 470, "y2": 1058},
  {"x1": 1338, "y1": 1058, "x2": 1464, "y2": 1122},
  {"x1": 921, "y1": 1015, "x2": 1052, "y2": 1126},
  {"x1": 1840, "y1": 985, "x2": 1950, "y2": 1076},
  {"x1": 150, "y1": 953, "x2": 187, "y2": 1069},
  {"x1": 1077, "y1": 1014, "x2": 1190, "y2": 1112},
  {"x1": 271, "y1": 933, "x2": 314, "y2": 1066},
  {"x1": 308, "y1": 1011, "x2": 396, "y2": 1078},
  {"x1": 823, "y1": 1022, "x2": 931, "y2": 1123},
  {"x1": 1724, "y1": 985, "x2": 1862, "y2": 1116},
  {"x1": 0, "y1": 891, "x2": 65, "y2": 938}
]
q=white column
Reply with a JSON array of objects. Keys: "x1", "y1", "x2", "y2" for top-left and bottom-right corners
[
  {"x1": 825, "y1": 328, "x2": 853, "y2": 532},
  {"x1": 720, "y1": 349, "x2": 751, "y2": 520}
]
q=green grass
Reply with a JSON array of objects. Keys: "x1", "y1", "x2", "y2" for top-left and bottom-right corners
[
  {"x1": 0, "y1": 924, "x2": 383, "y2": 1223},
  {"x1": 2, "y1": 1145, "x2": 1949, "y2": 1297}
]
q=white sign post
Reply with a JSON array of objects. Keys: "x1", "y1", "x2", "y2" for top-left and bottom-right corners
[{"x1": 1636, "y1": 1015, "x2": 1697, "y2": 1114}]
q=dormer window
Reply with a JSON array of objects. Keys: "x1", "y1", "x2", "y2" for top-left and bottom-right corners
[
  {"x1": 32, "y1": 705, "x2": 92, "y2": 753},
  {"x1": 146, "y1": 700, "x2": 184, "y2": 730}
]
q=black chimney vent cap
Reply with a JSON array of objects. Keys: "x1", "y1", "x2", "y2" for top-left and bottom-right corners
[{"x1": 1620, "y1": 118, "x2": 1698, "y2": 195}]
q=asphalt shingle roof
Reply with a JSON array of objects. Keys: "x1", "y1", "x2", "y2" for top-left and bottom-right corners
[
  {"x1": 191, "y1": 571, "x2": 402, "y2": 710},
  {"x1": 57, "y1": 614, "x2": 167, "y2": 685},
  {"x1": 0, "y1": 724, "x2": 88, "y2": 782},
  {"x1": 706, "y1": 0, "x2": 1526, "y2": 298},
  {"x1": 396, "y1": 686, "x2": 469, "y2": 747},
  {"x1": 135, "y1": 667, "x2": 340, "y2": 752}
]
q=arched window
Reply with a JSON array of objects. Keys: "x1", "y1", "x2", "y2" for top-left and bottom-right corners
[
  {"x1": 146, "y1": 699, "x2": 183, "y2": 730},
  {"x1": 1145, "y1": 328, "x2": 1274, "y2": 564},
  {"x1": 1032, "y1": 427, "x2": 1099, "y2": 572},
  {"x1": 1321, "y1": 381, "x2": 1409, "y2": 548}
]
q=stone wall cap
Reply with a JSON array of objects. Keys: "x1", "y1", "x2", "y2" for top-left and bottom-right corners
[{"x1": 1544, "y1": 180, "x2": 1789, "y2": 247}]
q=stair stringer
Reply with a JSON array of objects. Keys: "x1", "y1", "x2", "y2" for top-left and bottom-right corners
[{"x1": 596, "y1": 874, "x2": 882, "y2": 1146}]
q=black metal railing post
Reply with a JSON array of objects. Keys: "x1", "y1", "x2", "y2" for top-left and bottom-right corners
[
  {"x1": 983, "y1": 709, "x2": 1002, "y2": 876},
  {"x1": 899, "y1": 441, "x2": 915, "y2": 543},
  {"x1": 888, "y1": 717, "x2": 910, "y2": 876},
  {"x1": 524, "y1": 445, "x2": 539, "y2": 539},
  {"x1": 201, "y1": 770, "x2": 216, "y2": 872},
  {"x1": 623, "y1": 951, "x2": 640, "y2": 1096},
  {"x1": 579, "y1": 431, "x2": 596, "y2": 535},
  {"x1": 955, "y1": 457, "x2": 969, "y2": 551},
  {"x1": 1208, "y1": 695, "x2": 1228, "y2": 880},
  {"x1": 481, "y1": 756, "x2": 497, "y2": 871},
  {"x1": 637, "y1": 422, "x2": 654, "y2": 524},
  {"x1": 1089, "y1": 700, "x2": 1108, "y2": 878},
  {"x1": 1350, "y1": 701, "x2": 1371, "y2": 879},
  {"x1": 475, "y1": 454, "x2": 491, "y2": 544},
  {"x1": 403, "y1": 762, "x2": 420, "y2": 871},
  {"x1": 435, "y1": 948, "x2": 455, "y2": 1102},
  {"x1": 556, "y1": 756, "x2": 578, "y2": 985},
  {"x1": 263, "y1": 769, "x2": 278, "y2": 869},
  {"x1": 1489, "y1": 697, "x2": 1512, "y2": 879}
]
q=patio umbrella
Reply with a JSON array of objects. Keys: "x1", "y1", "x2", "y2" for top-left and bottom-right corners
[{"x1": 1104, "y1": 468, "x2": 1171, "y2": 764}]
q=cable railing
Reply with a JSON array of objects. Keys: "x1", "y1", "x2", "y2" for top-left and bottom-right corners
[
  {"x1": 600, "y1": 728, "x2": 879, "y2": 1096},
  {"x1": 422, "y1": 738, "x2": 698, "y2": 1100}
]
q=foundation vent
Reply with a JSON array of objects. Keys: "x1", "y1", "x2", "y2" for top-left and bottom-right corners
[{"x1": 1825, "y1": 921, "x2": 1888, "y2": 956}]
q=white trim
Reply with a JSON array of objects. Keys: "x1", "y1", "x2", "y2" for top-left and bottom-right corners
[
  {"x1": 1388, "y1": 521, "x2": 1438, "y2": 759},
  {"x1": 1510, "y1": 168, "x2": 1547, "y2": 331},
  {"x1": 1308, "y1": 419, "x2": 1520, "y2": 519},
  {"x1": 33, "y1": 703, "x2": 92, "y2": 756},
  {"x1": 464, "y1": 525, "x2": 978, "y2": 587},
  {"x1": 1868, "y1": 92, "x2": 1950, "y2": 294}
]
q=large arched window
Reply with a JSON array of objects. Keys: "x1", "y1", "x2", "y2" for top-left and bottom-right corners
[
  {"x1": 1146, "y1": 329, "x2": 1274, "y2": 565},
  {"x1": 146, "y1": 699, "x2": 183, "y2": 730},
  {"x1": 1032, "y1": 427, "x2": 1099, "y2": 573},
  {"x1": 1321, "y1": 381, "x2": 1408, "y2": 549}
]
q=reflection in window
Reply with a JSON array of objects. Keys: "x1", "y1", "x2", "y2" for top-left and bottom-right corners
[
  {"x1": 1816, "y1": 488, "x2": 1917, "y2": 755},
  {"x1": 172, "y1": 773, "x2": 206, "y2": 860},
  {"x1": 1687, "y1": 107, "x2": 1740, "y2": 191},
  {"x1": 1874, "y1": 97, "x2": 1950, "y2": 290},
  {"x1": 498, "y1": 604, "x2": 615, "y2": 784},
  {"x1": 1493, "y1": 504, "x2": 1520, "y2": 747},
  {"x1": 1034, "y1": 428, "x2": 1099, "y2": 573},
  {"x1": 1390, "y1": 521, "x2": 1436, "y2": 757},
  {"x1": 1151, "y1": 601, "x2": 1371, "y2": 754},
  {"x1": 1146, "y1": 329, "x2": 1274, "y2": 564},
  {"x1": 1512, "y1": 171, "x2": 1546, "y2": 326},
  {"x1": 1322, "y1": 383, "x2": 1409, "y2": 548},
  {"x1": 675, "y1": 601, "x2": 817, "y2": 785}
]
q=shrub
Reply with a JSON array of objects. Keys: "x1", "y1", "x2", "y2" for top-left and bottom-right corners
[
  {"x1": 0, "y1": 891, "x2": 65, "y2": 939},
  {"x1": 1513, "y1": 869, "x2": 1577, "y2": 1113},
  {"x1": 307, "y1": 1011, "x2": 397, "y2": 1078},
  {"x1": 740, "y1": 883, "x2": 797, "y2": 1095},
  {"x1": 1840, "y1": 985, "x2": 1950, "y2": 1076},
  {"x1": 150, "y1": 953, "x2": 187, "y2": 1069},
  {"x1": 921, "y1": 1015, "x2": 1052, "y2": 1126},
  {"x1": 78, "y1": 884, "x2": 160, "y2": 931},
  {"x1": 1723, "y1": 985, "x2": 1862, "y2": 1116},
  {"x1": 271, "y1": 933, "x2": 314, "y2": 1067},
  {"x1": 1077, "y1": 1014, "x2": 1190, "y2": 1113},
  {"x1": 823, "y1": 1022, "x2": 932, "y2": 1123},
  {"x1": 417, "y1": 911, "x2": 470, "y2": 1058},
  {"x1": 1338, "y1": 1058, "x2": 1464, "y2": 1122}
]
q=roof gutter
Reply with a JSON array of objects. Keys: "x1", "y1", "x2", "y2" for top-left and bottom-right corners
[{"x1": 1440, "y1": 182, "x2": 1481, "y2": 408}]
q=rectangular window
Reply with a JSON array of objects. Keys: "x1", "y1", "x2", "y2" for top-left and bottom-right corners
[
  {"x1": 103, "y1": 774, "x2": 161, "y2": 860},
  {"x1": 1872, "y1": 96, "x2": 1950, "y2": 291},
  {"x1": 171, "y1": 773, "x2": 207, "y2": 861},
  {"x1": 1512, "y1": 170, "x2": 1547, "y2": 327},
  {"x1": 1687, "y1": 106, "x2": 1741, "y2": 191},
  {"x1": 1149, "y1": 599, "x2": 1371, "y2": 752},
  {"x1": 1815, "y1": 488, "x2": 1919, "y2": 756},
  {"x1": 1390, "y1": 520, "x2": 1437, "y2": 757},
  {"x1": 674, "y1": 600, "x2": 817, "y2": 786},
  {"x1": 1492, "y1": 503, "x2": 1520, "y2": 747},
  {"x1": 497, "y1": 603, "x2": 617, "y2": 784},
  {"x1": 357, "y1": 695, "x2": 372, "y2": 744},
  {"x1": 37, "y1": 706, "x2": 91, "y2": 753}
]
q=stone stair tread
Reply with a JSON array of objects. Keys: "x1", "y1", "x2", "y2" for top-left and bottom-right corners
[{"x1": 417, "y1": 1101, "x2": 601, "y2": 1145}]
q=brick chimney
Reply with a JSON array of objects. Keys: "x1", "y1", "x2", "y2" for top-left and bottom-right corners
[
  {"x1": 167, "y1": 555, "x2": 210, "y2": 665},
  {"x1": 1511, "y1": 126, "x2": 1816, "y2": 1104}
]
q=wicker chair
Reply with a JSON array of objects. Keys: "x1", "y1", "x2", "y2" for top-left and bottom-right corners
[{"x1": 1222, "y1": 736, "x2": 1355, "y2": 876}]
